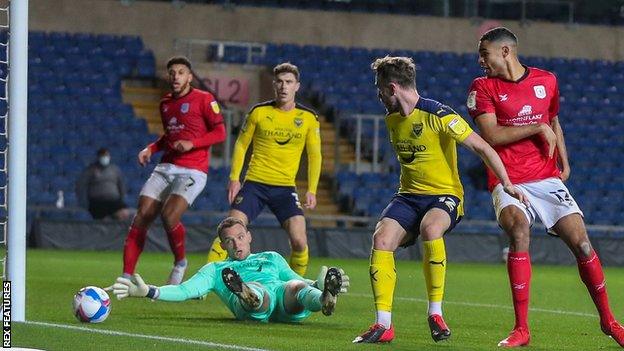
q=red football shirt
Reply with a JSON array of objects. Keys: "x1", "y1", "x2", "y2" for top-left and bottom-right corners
[
  {"x1": 148, "y1": 88, "x2": 226, "y2": 173},
  {"x1": 467, "y1": 66, "x2": 561, "y2": 191}
]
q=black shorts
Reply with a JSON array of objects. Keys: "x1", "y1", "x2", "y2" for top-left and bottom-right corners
[
  {"x1": 231, "y1": 180, "x2": 304, "y2": 224},
  {"x1": 88, "y1": 199, "x2": 127, "y2": 219},
  {"x1": 380, "y1": 193, "x2": 462, "y2": 247}
]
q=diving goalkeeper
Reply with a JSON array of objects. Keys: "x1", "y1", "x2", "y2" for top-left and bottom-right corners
[{"x1": 109, "y1": 217, "x2": 349, "y2": 322}]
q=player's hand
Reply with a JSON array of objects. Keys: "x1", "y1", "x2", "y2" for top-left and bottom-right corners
[
  {"x1": 503, "y1": 183, "x2": 530, "y2": 207},
  {"x1": 560, "y1": 165, "x2": 570, "y2": 182},
  {"x1": 539, "y1": 124, "x2": 557, "y2": 158},
  {"x1": 227, "y1": 180, "x2": 241, "y2": 204},
  {"x1": 107, "y1": 273, "x2": 149, "y2": 300},
  {"x1": 173, "y1": 140, "x2": 194, "y2": 153},
  {"x1": 304, "y1": 191, "x2": 317, "y2": 209},
  {"x1": 138, "y1": 148, "x2": 152, "y2": 166}
]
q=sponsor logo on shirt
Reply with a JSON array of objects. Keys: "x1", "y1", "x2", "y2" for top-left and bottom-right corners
[
  {"x1": 167, "y1": 117, "x2": 185, "y2": 132},
  {"x1": 518, "y1": 105, "x2": 533, "y2": 116},
  {"x1": 181, "y1": 103, "x2": 190, "y2": 113},
  {"x1": 533, "y1": 85, "x2": 546, "y2": 99}
]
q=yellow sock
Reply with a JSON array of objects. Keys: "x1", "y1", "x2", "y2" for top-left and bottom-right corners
[
  {"x1": 206, "y1": 236, "x2": 228, "y2": 263},
  {"x1": 289, "y1": 246, "x2": 309, "y2": 276},
  {"x1": 370, "y1": 249, "x2": 396, "y2": 312},
  {"x1": 423, "y1": 238, "x2": 446, "y2": 303}
]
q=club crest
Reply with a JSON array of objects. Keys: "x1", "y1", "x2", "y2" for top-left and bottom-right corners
[
  {"x1": 533, "y1": 85, "x2": 546, "y2": 99},
  {"x1": 412, "y1": 122, "x2": 423, "y2": 138},
  {"x1": 294, "y1": 118, "x2": 303, "y2": 128},
  {"x1": 180, "y1": 103, "x2": 190, "y2": 113}
]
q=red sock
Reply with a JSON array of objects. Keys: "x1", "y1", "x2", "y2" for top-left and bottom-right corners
[
  {"x1": 577, "y1": 251, "x2": 614, "y2": 325},
  {"x1": 166, "y1": 222, "x2": 186, "y2": 263},
  {"x1": 123, "y1": 225, "x2": 147, "y2": 275},
  {"x1": 507, "y1": 251, "x2": 531, "y2": 330}
]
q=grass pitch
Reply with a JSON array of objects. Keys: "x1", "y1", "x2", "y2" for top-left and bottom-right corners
[{"x1": 12, "y1": 249, "x2": 624, "y2": 350}]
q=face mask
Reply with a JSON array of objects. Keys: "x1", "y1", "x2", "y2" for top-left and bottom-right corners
[{"x1": 99, "y1": 155, "x2": 110, "y2": 167}]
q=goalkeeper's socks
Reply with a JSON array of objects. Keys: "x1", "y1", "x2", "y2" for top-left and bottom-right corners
[
  {"x1": 123, "y1": 225, "x2": 147, "y2": 275},
  {"x1": 175, "y1": 258, "x2": 187, "y2": 268},
  {"x1": 296, "y1": 284, "x2": 322, "y2": 312},
  {"x1": 207, "y1": 236, "x2": 228, "y2": 263},
  {"x1": 370, "y1": 249, "x2": 395, "y2": 329},
  {"x1": 166, "y1": 222, "x2": 186, "y2": 262},
  {"x1": 577, "y1": 250, "x2": 615, "y2": 325},
  {"x1": 289, "y1": 246, "x2": 309, "y2": 276},
  {"x1": 507, "y1": 251, "x2": 531, "y2": 329}
]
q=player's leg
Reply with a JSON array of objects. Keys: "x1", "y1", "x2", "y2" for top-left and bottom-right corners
[
  {"x1": 162, "y1": 170, "x2": 207, "y2": 284},
  {"x1": 161, "y1": 194, "x2": 189, "y2": 284},
  {"x1": 122, "y1": 195, "x2": 161, "y2": 276},
  {"x1": 221, "y1": 268, "x2": 271, "y2": 321},
  {"x1": 492, "y1": 184, "x2": 533, "y2": 348},
  {"x1": 268, "y1": 188, "x2": 307, "y2": 275},
  {"x1": 420, "y1": 199, "x2": 457, "y2": 342},
  {"x1": 552, "y1": 214, "x2": 624, "y2": 346},
  {"x1": 282, "y1": 268, "x2": 344, "y2": 319},
  {"x1": 282, "y1": 215, "x2": 308, "y2": 276},
  {"x1": 353, "y1": 214, "x2": 409, "y2": 343}
]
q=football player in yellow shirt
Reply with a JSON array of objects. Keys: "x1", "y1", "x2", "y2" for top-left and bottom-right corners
[
  {"x1": 206, "y1": 63, "x2": 321, "y2": 277},
  {"x1": 353, "y1": 56, "x2": 526, "y2": 344}
]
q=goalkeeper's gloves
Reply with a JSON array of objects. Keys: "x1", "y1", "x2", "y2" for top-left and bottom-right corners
[
  {"x1": 106, "y1": 273, "x2": 158, "y2": 300},
  {"x1": 311, "y1": 266, "x2": 350, "y2": 294}
]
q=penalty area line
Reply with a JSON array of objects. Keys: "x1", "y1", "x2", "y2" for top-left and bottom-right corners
[{"x1": 21, "y1": 320, "x2": 272, "y2": 351}]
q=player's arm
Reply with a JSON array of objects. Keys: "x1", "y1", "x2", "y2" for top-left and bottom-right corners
[
  {"x1": 110, "y1": 265, "x2": 216, "y2": 301},
  {"x1": 551, "y1": 116, "x2": 570, "y2": 181},
  {"x1": 474, "y1": 113, "x2": 556, "y2": 158},
  {"x1": 227, "y1": 110, "x2": 257, "y2": 203},
  {"x1": 138, "y1": 135, "x2": 166, "y2": 166},
  {"x1": 305, "y1": 117, "x2": 322, "y2": 209},
  {"x1": 461, "y1": 132, "x2": 528, "y2": 205}
]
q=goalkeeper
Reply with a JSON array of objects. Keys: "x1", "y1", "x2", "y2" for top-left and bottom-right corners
[{"x1": 109, "y1": 217, "x2": 349, "y2": 322}]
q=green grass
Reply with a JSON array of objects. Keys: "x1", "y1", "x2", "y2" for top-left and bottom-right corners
[{"x1": 12, "y1": 249, "x2": 624, "y2": 350}]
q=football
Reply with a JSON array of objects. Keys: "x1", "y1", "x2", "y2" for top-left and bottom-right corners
[{"x1": 72, "y1": 286, "x2": 111, "y2": 323}]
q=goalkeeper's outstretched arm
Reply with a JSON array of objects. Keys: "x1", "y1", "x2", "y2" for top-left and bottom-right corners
[{"x1": 108, "y1": 265, "x2": 217, "y2": 301}]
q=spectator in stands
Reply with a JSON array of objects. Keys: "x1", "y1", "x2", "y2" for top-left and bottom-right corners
[
  {"x1": 108, "y1": 217, "x2": 349, "y2": 324},
  {"x1": 76, "y1": 147, "x2": 130, "y2": 221},
  {"x1": 468, "y1": 26, "x2": 624, "y2": 348},
  {"x1": 117, "y1": 56, "x2": 226, "y2": 286},
  {"x1": 353, "y1": 56, "x2": 526, "y2": 344},
  {"x1": 205, "y1": 62, "x2": 322, "y2": 277}
]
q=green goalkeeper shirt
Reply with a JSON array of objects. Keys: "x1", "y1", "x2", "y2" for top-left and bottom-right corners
[{"x1": 157, "y1": 251, "x2": 303, "y2": 310}]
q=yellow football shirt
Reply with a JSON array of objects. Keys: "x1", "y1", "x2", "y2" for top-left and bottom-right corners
[
  {"x1": 386, "y1": 97, "x2": 473, "y2": 215},
  {"x1": 229, "y1": 101, "x2": 322, "y2": 194}
]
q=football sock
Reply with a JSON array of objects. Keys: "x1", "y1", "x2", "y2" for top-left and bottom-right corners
[
  {"x1": 166, "y1": 222, "x2": 186, "y2": 262},
  {"x1": 577, "y1": 250, "x2": 615, "y2": 325},
  {"x1": 370, "y1": 249, "x2": 395, "y2": 329},
  {"x1": 289, "y1": 246, "x2": 309, "y2": 276},
  {"x1": 296, "y1": 284, "x2": 322, "y2": 312},
  {"x1": 423, "y1": 238, "x2": 446, "y2": 315},
  {"x1": 507, "y1": 251, "x2": 531, "y2": 329},
  {"x1": 123, "y1": 225, "x2": 147, "y2": 275},
  {"x1": 207, "y1": 236, "x2": 228, "y2": 263}
]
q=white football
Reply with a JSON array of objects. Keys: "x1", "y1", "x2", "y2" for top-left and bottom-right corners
[{"x1": 72, "y1": 286, "x2": 111, "y2": 323}]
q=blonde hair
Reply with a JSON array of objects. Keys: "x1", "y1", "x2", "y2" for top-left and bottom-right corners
[{"x1": 273, "y1": 62, "x2": 300, "y2": 81}]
